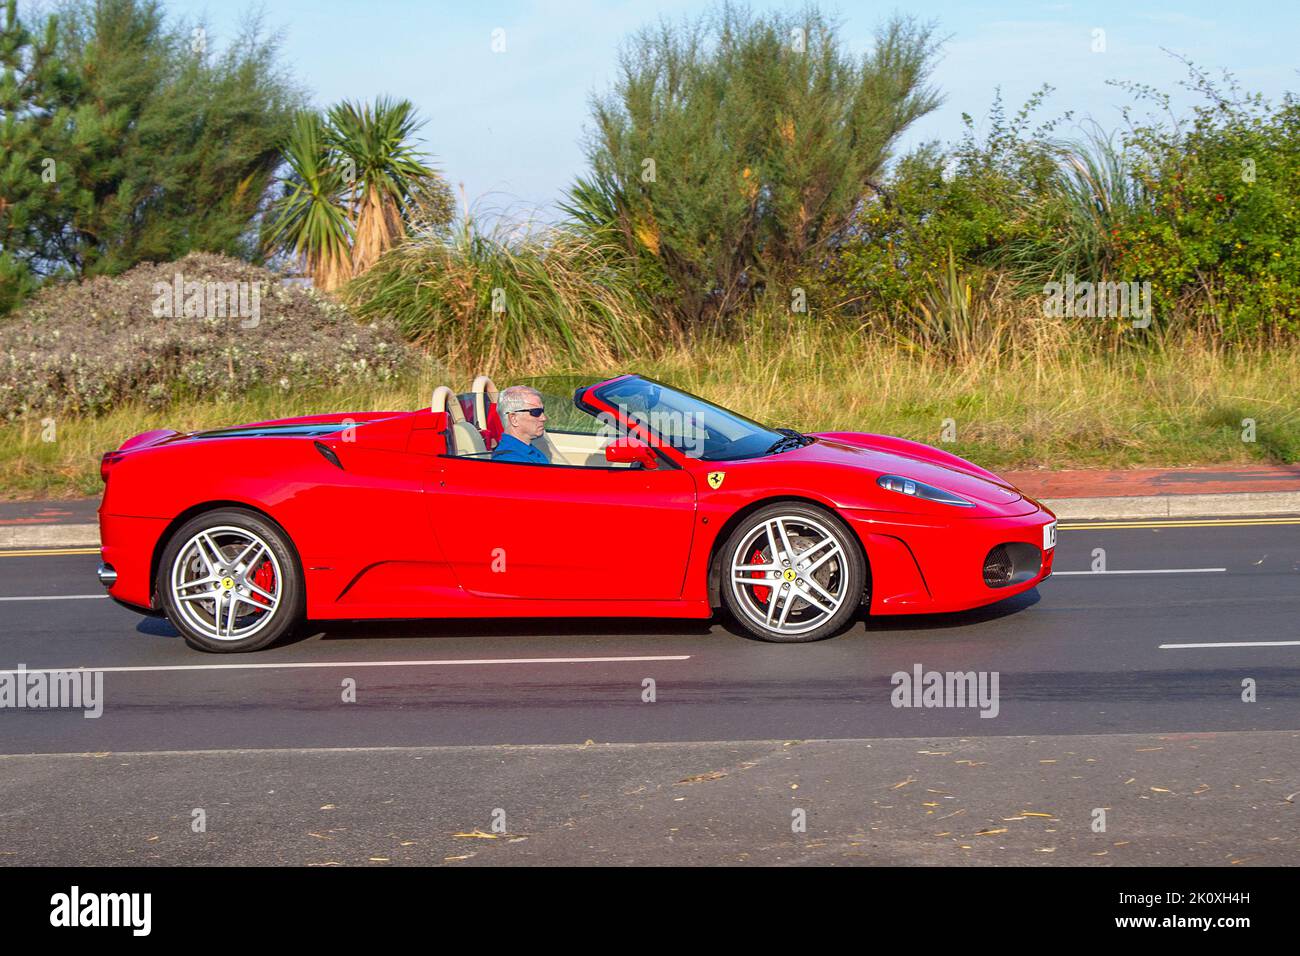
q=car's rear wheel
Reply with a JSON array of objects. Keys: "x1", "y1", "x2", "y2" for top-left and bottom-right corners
[
  {"x1": 157, "y1": 509, "x2": 302, "y2": 653},
  {"x1": 721, "y1": 503, "x2": 865, "y2": 643}
]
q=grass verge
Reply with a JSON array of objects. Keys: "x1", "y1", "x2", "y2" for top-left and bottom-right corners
[{"x1": 2, "y1": 322, "x2": 1296, "y2": 499}]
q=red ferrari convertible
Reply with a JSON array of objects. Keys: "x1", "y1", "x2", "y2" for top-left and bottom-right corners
[{"x1": 96, "y1": 374, "x2": 1056, "y2": 652}]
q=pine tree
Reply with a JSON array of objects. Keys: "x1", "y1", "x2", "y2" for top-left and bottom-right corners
[
  {"x1": 54, "y1": 0, "x2": 299, "y2": 276},
  {"x1": 0, "y1": 0, "x2": 83, "y2": 309},
  {"x1": 0, "y1": 0, "x2": 301, "y2": 314},
  {"x1": 568, "y1": 4, "x2": 942, "y2": 325}
]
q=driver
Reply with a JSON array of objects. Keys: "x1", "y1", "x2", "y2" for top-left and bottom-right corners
[{"x1": 491, "y1": 386, "x2": 551, "y2": 465}]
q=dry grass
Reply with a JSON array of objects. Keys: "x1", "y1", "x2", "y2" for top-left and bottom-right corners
[
  {"x1": 639, "y1": 320, "x2": 1300, "y2": 469},
  {"x1": 5, "y1": 316, "x2": 1295, "y2": 499}
]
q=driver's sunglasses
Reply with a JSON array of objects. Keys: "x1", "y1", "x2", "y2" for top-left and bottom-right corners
[{"x1": 512, "y1": 406, "x2": 545, "y2": 418}]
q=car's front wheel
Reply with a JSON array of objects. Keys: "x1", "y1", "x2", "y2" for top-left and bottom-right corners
[
  {"x1": 157, "y1": 509, "x2": 303, "y2": 653},
  {"x1": 720, "y1": 503, "x2": 866, "y2": 643}
]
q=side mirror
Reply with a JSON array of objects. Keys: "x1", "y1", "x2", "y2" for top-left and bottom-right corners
[{"x1": 604, "y1": 437, "x2": 659, "y2": 470}]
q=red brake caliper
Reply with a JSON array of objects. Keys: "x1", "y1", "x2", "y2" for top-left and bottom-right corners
[
  {"x1": 249, "y1": 559, "x2": 276, "y2": 612},
  {"x1": 750, "y1": 548, "x2": 771, "y2": 604}
]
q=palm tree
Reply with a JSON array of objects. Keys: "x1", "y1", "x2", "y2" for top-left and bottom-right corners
[
  {"x1": 262, "y1": 112, "x2": 354, "y2": 291},
  {"x1": 264, "y1": 99, "x2": 443, "y2": 289},
  {"x1": 326, "y1": 97, "x2": 437, "y2": 274}
]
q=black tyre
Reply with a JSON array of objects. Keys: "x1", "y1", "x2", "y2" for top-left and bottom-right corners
[
  {"x1": 720, "y1": 503, "x2": 865, "y2": 643},
  {"x1": 157, "y1": 508, "x2": 303, "y2": 653}
]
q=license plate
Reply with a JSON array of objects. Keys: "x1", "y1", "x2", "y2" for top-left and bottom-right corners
[{"x1": 1042, "y1": 520, "x2": 1057, "y2": 551}]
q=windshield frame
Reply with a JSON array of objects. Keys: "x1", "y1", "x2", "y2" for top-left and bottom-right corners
[{"x1": 584, "y1": 375, "x2": 789, "y2": 464}]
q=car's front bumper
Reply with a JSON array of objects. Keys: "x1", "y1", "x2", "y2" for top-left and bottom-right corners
[{"x1": 843, "y1": 504, "x2": 1055, "y2": 615}]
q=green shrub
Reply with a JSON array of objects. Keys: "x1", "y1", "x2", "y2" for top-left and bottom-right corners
[
  {"x1": 830, "y1": 88, "x2": 1062, "y2": 319},
  {"x1": 830, "y1": 69, "x2": 1300, "y2": 345},
  {"x1": 1113, "y1": 74, "x2": 1300, "y2": 338}
]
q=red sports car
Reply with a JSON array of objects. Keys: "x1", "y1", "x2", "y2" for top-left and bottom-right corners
[{"x1": 96, "y1": 374, "x2": 1056, "y2": 652}]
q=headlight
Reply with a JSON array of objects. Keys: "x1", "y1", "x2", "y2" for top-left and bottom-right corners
[{"x1": 877, "y1": 474, "x2": 975, "y2": 507}]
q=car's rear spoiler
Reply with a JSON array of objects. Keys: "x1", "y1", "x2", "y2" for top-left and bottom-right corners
[{"x1": 117, "y1": 429, "x2": 183, "y2": 452}]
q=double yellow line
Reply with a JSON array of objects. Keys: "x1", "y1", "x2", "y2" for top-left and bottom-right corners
[
  {"x1": 1060, "y1": 516, "x2": 1300, "y2": 531},
  {"x1": 0, "y1": 546, "x2": 99, "y2": 558}
]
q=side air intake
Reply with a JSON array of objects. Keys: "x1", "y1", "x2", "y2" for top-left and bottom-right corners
[{"x1": 983, "y1": 542, "x2": 1042, "y2": 588}]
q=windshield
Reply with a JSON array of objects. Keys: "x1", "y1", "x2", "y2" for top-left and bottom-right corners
[{"x1": 591, "y1": 377, "x2": 787, "y2": 462}]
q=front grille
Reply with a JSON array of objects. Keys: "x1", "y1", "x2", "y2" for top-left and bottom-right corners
[{"x1": 983, "y1": 545, "x2": 1014, "y2": 587}]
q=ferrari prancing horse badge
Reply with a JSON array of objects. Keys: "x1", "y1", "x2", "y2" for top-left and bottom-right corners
[{"x1": 707, "y1": 471, "x2": 725, "y2": 489}]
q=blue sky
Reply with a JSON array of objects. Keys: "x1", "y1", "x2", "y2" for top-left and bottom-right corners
[{"x1": 152, "y1": 1, "x2": 1297, "y2": 220}]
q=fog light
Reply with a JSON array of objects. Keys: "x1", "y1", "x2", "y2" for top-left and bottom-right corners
[{"x1": 97, "y1": 563, "x2": 117, "y2": 587}]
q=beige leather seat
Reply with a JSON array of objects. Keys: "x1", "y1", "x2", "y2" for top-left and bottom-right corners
[
  {"x1": 533, "y1": 432, "x2": 568, "y2": 465},
  {"x1": 432, "y1": 385, "x2": 486, "y2": 457}
]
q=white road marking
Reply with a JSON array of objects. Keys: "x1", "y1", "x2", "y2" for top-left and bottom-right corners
[
  {"x1": 0, "y1": 594, "x2": 108, "y2": 601},
  {"x1": 0, "y1": 655, "x2": 692, "y2": 677},
  {"x1": 1159, "y1": 641, "x2": 1300, "y2": 649},
  {"x1": 1054, "y1": 568, "x2": 1226, "y2": 575}
]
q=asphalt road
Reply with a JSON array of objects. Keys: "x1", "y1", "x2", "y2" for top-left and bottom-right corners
[
  {"x1": 1, "y1": 516, "x2": 1296, "y2": 864},
  {"x1": 1, "y1": 517, "x2": 1297, "y2": 752}
]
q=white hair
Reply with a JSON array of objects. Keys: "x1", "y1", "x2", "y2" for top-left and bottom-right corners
[{"x1": 497, "y1": 385, "x2": 543, "y2": 418}]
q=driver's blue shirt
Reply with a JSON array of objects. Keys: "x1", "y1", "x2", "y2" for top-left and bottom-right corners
[{"x1": 491, "y1": 434, "x2": 550, "y2": 465}]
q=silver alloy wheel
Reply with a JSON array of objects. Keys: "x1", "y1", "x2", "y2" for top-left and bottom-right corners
[
  {"x1": 729, "y1": 514, "x2": 849, "y2": 636},
  {"x1": 169, "y1": 525, "x2": 283, "y2": 643}
]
